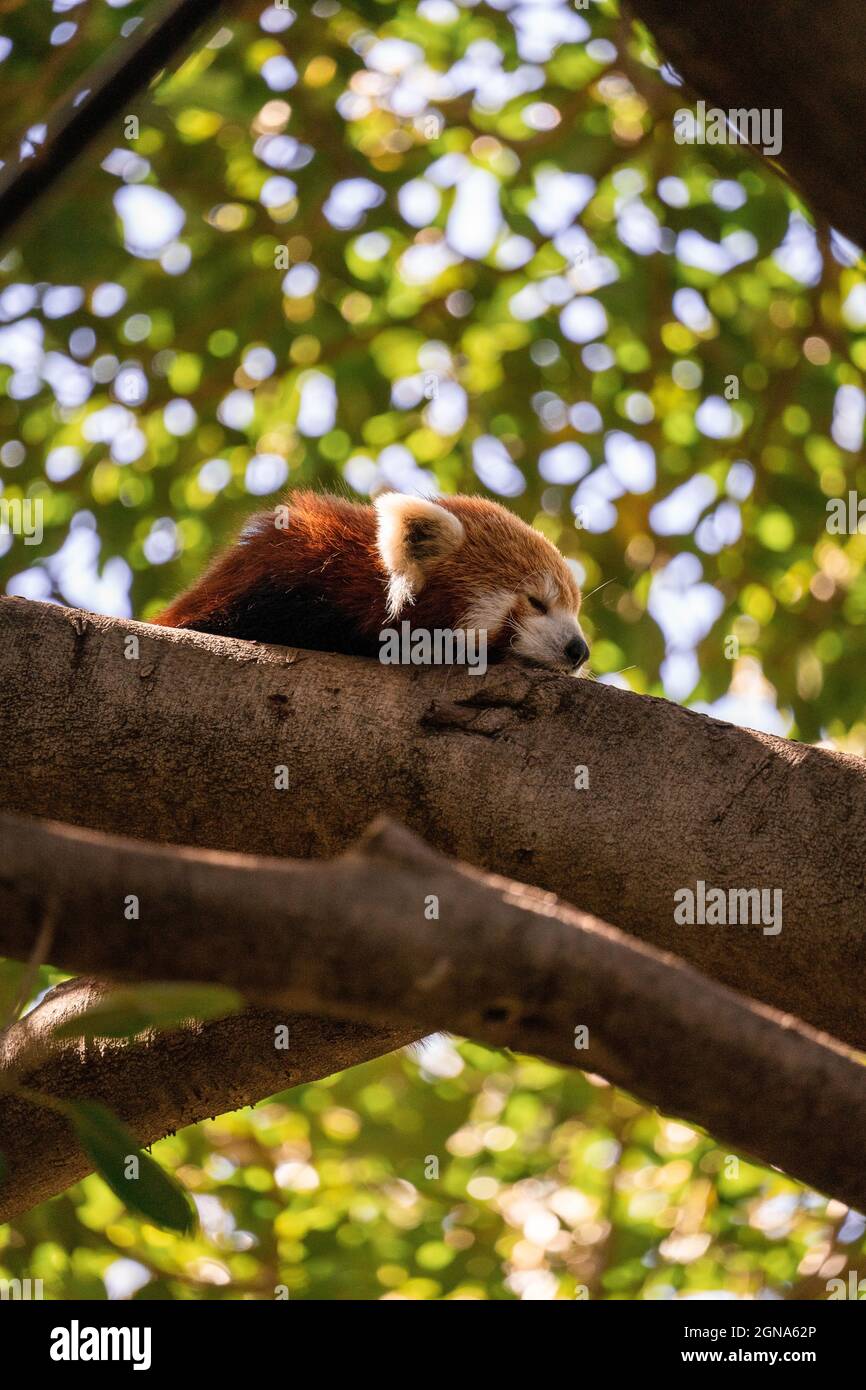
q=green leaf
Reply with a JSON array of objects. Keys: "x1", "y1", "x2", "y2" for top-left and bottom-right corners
[
  {"x1": 52, "y1": 983, "x2": 242, "y2": 1040},
  {"x1": 67, "y1": 1100, "x2": 196, "y2": 1235}
]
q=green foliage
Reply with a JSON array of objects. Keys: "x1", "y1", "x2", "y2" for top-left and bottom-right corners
[
  {"x1": 1, "y1": 0, "x2": 864, "y2": 1298},
  {"x1": 52, "y1": 983, "x2": 243, "y2": 1040},
  {"x1": 65, "y1": 1100, "x2": 197, "y2": 1237},
  {"x1": 1, "y1": 1045, "x2": 851, "y2": 1299}
]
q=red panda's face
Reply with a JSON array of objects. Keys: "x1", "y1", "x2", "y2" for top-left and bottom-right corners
[{"x1": 375, "y1": 493, "x2": 589, "y2": 674}]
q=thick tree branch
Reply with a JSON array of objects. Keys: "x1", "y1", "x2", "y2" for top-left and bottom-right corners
[
  {"x1": 3, "y1": 597, "x2": 866, "y2": 1050},
  {"x1": 3, "y1": 810, "x2": 866, "y2": 1216},
  {"x1": 628, "y1": 0, "x2": 866, "y2": 248}
]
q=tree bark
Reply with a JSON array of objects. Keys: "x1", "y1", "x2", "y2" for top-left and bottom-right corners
[
  {"x1": 628, "y1": 0, "x2": 866, "y2": 248},
  {"x1": 4, "y1": 811, "x2": 866, "y2": 1217},
  {"x1": 3, "y1": 596, "x2": 866, "y2": 1049}
]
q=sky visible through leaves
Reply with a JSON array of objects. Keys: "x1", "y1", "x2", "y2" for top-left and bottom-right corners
[{"x1": 1, "y1": 0, "x2": 865, "y2": 1300}]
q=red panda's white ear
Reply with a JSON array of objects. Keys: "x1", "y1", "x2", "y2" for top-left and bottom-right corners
[{"x1": 374, "y1": 493, "x2": 465, "y2": 618}]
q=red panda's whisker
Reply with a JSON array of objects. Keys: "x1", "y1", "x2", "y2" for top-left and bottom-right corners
[{"x1": 581, "y1": 576, "x2": 617, "y2": 605}]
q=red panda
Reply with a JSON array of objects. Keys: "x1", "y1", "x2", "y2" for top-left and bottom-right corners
[{"x1": 155, "y1": 490, "x2": 589, "y2": 673}]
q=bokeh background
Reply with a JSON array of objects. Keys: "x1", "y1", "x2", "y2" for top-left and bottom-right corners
[{"x1": 1, "y1": 0, "x2": 865, "y2": 1299}]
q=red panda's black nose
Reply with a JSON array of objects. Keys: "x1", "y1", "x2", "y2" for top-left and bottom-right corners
[{"x1": 565, "y1": 637, "x2": 589, "y2": 669}]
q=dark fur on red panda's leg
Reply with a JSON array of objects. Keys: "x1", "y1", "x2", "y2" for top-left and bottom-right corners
[
  {"x1": 155, "y1": 492, "x2": 392, "y2": 652},
  {"x1": 176, "y1": 581, "x2": 381, "y2": 657}
]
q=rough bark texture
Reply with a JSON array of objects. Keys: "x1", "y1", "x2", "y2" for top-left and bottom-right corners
[
  {"x1": 3, "y1": 812, "x2": 866, "y2": 1216},
  {"x1": 3, "y1": 597, "x2": 866, "y2": 1050},
  {"x1": 0, "y1": 977, "x2": 418, "y2": 1222},
  {"x1": 628, "y1": 0, "x2": 866, "y2": 248}
]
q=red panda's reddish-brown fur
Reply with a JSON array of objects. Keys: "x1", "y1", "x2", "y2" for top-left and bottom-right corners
[
  {"x1": 156, "y1": 492, "x2": 388, "y2": 653},
  {"x1": 155, "y1": 490, "x2": 587, "y2": 671}
]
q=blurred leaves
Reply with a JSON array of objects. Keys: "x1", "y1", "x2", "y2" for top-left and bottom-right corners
[
  {"x1": 2, "y1": 1042, "x2": 853, "y2": 1300},
  {"x1": 0, "y1": 0, "x2": 864, "y2": 1298},
  {"x1": 52, "y1": 983, "x2": 243, "y2": 1040}
]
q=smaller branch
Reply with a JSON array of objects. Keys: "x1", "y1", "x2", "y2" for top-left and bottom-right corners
[
  {"x1": 0, "y1": 977, "x2": 419, "y2": 1223},
  {"x1": 2, "y1": 811, "x2": 866, "y2": 1215}
]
